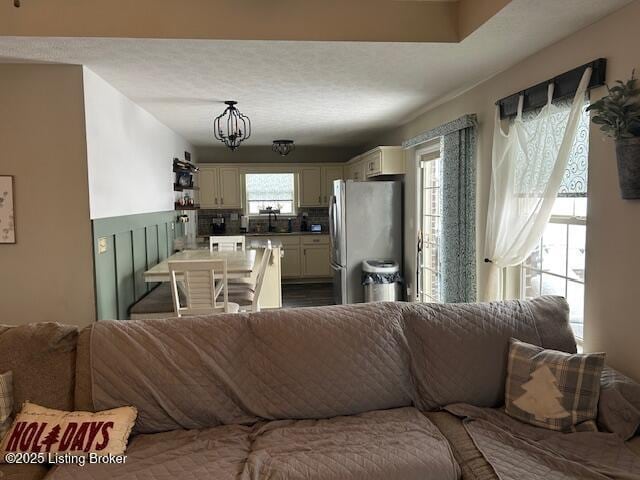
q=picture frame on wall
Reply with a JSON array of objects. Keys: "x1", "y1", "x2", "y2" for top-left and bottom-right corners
[{"x1": 0, "y1": 176, "x2": 16, "y2": 244}]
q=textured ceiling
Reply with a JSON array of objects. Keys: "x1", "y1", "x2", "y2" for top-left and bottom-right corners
[{"x1": 0, "y1": 0, "x2": 631, "y2": 147}]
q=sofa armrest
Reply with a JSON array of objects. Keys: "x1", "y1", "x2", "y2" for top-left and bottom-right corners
[{"x1": 598, "y1": 366, "x2": 640, "y2": 441}]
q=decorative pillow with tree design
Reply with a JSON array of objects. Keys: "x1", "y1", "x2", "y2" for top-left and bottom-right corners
[
  {"x1": 505, "y1": 338, "x2": 605, "y2": 432},
  {"x1": 0, "y1": 402, "x2": 137, "y2": 462}
]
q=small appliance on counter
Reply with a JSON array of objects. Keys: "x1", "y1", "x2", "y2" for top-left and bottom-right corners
[
  {"x1": 300, "y1": 212, "x2": 309, "y2": 232},
  {"x1": 310, "y1": 224, "x2": 322, "y2": 233},
  {"x1": 212, "y1": 215, "x2": 225, "y2": 235},
  {"x1": 240, "y1": 215, "x2": 248, "y2": 234}
]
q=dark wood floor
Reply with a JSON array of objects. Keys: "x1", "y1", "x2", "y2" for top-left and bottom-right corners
[{"x1": 282, "y1": 283, "x2": 334, "y2": 308}]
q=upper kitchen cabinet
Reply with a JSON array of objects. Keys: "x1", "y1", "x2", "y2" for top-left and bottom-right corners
[
  {"x1": 217, "y1": 167, "x2": 242, "y2": 208},
  {"x1": 298, "y1": 166, "x2": 343, "y2": 207},
  {"x1": 348, "y1": 157, "x2": 367, "y2": 181},
  {"x1": 322, "y1": 166, "x2": 343, "y2": 204},
  {"x1": 198, "y1": 166, "x2": 242, "y2": 209},
  {"x1": 298, "y1": 167, "x2": 323, "y2": 207},
  {"x1": 361, "y1": 146, "x2": 404, "y2": 178}
]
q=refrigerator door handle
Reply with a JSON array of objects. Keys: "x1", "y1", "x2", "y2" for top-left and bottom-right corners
[{"x1": 328, "y1": 195, "x2": 335, "y2": 244}]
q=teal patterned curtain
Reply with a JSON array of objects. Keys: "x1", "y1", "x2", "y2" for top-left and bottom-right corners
[{"x1": 441, "y1": 125, "x2": 477, "y2": 303}]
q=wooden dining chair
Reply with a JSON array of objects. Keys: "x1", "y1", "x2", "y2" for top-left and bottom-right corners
[
  {"x1": 209, "y1": 235, "x2": 246, "y2": 252},
  {"x1": 168, "y1": 259, "x2": 239, "y2": 317},
  {"x1": 228, "y1": 247, "x2": 272, "y2": 313}
]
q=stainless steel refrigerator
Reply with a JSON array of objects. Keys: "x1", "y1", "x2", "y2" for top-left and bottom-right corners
[{"x1": 329, "y1": 180, "x2": 402, "y2": 304}]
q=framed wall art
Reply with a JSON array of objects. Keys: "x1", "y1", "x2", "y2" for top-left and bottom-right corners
[{"x1": 0, "y1": 176, "x2": 15, "y2": 244}]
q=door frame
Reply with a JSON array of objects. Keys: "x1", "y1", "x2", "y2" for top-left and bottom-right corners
[{"x1": 415, "y1": 140, "x2": 442, "y2": 303}]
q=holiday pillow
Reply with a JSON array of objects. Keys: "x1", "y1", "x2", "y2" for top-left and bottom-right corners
[
  {"x1": 505, "y1": 338, "x2": 605, "y2": 432},
  {"x1": 0, "y1": 372, "x2": 13, "y2": 439},
  {"x1": 0, "y1": 402, "x2": 137, "y2": 462}
]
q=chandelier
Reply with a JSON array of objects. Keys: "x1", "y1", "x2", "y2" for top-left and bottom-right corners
[
  {"x1": 272, "y1": 139, "x2": 295, "y2": 156},
  {"x1": 213, "y1": 101, "x2": 251, "y2": 151}
]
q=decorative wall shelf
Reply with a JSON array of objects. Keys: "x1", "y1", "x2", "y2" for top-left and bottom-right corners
[
  {"x1": 173, "y1": 184, "x2": 199, "y2": 192},
  {"x1": 174, "y1": 203, "x2": 200, "y2": 211}
]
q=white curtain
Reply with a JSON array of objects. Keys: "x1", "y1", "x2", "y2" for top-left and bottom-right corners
[{"x1": 483, "y1": 68, "x2": 592, "y2": 299}]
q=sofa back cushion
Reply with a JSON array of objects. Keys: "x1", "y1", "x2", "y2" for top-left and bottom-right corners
[
  {"x1": 0, "y1": 323, "x2": 78, "y2": 413},
  {"x1": 88, "y1": 303, "x2": 413, "y2": 434},
  {"x1": 404, "y1": 296, "x2": 576, "y2": 410}
]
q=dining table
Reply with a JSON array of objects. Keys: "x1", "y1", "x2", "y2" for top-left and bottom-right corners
[{"x1": 143, "y1": 248, "x2": 257, "y2": 283}]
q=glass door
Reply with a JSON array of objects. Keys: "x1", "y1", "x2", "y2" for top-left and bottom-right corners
[{"x1": 418, "y1": 149, "x2": 443, "y2": 303}]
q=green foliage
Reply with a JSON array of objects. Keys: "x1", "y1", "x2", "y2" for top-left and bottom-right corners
[{"x1": 587, "y1": 70, "x2": 640, "y2": 140}]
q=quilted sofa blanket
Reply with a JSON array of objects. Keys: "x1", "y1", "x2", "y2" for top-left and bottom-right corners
[
  {"x1": 46, "y1": 296, "x2": 637, "y2": 479},
  {"x1": 48, "y1": 408, "x2": 460, "y2": 480},
  {"x1": 446, "y1": 403, "x2": 640, "y2": 480}
]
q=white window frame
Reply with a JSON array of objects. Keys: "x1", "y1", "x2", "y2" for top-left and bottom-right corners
[
  {"x1": 416, "y1": 141, "x2": 443, "y2": 303},
  {"x1": 242, "y1": 170, "x2": 298, "y2": 218},
  {"x1": 519, "y1": 205, "x2": 587, "y2": 342}
]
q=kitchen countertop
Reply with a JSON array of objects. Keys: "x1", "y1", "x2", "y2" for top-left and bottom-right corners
[
  {"x1": 246, "y1": 232, "x2": 327, "y2": 237},
  {"x1": 197, "y1": 232, "x2": 327, "y2": 238},
  {"x1": 193, "y1": 238, "x2": 284, "y2": 249}
]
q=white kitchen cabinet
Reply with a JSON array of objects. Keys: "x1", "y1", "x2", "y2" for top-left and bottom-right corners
[
  {"x1": 298, "y1": 167, "x2": 323, "y2": 207},
  {"x1": 363, "y1": 147, "x2": 404, "y2": 178},
  {"x1": 348, "y1": 160, "x2": 367, "y2": 181},
  {"x1": 218, "y1": 167, "x2": 242, "y2": 208},
  {"x1": 198, "y1": 168, "x2": 219, "y2": 208},
  {"x1": 198, "y1": 166, "x2": 241, "y2": 209},
  {"x1": 281, "y1": 245, "x2": 302, "y2": 278},
  {"x1": 302, "y1": 244, "x2": 331, "y2": 277},
  {"x1": 322, "y1": 166, "x2": 343, "y2": 203},
  {"x1": 299, "y1": 166, "x2": 344, "y2": 207},
  {"x1": 257, "y1": 234, "x2": 330, "y2": 279}
]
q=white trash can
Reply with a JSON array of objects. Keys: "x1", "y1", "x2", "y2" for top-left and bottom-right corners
[{"x1": 362, "y1": 260, "x2": 401, "y2": 302}]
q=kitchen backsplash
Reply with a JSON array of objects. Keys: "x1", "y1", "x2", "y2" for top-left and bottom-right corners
[{"x1": 198, "y1": 208, "x2": 329, "y2": 236}]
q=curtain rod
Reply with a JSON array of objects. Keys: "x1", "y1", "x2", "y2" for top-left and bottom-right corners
[{"x1": 496, "y1": 58, "x2": 607, "y2": 119}]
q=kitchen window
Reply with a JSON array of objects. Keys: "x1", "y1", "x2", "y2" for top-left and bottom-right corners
[
  {"x1": 520, "y1": 103, "x2": 590, "y2": 340},
  {"x1": 245, "y1": 173, "x2": 295, "y2": 216},
  {"x1": 419, "y1": 147, "x2": 443, "y2": 303}
]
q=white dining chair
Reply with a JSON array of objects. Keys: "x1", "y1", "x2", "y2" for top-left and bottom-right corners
[
  {"x1": 169, "y1": 259, "x2": 239, "y2": 317},
  {"x1": 209, "y1": 235, "x2": 246, "y2": 252},
  {"x1": 228, "y1": 247, "x2": 272, "y2": 313}
]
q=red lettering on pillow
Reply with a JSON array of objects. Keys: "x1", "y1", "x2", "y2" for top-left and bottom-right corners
[
  {"x1": 19, "y1": 423, "x2": 38, "y2": 451},
  {"x1": 94, "y1": 422, "x2": 113, "y2": 451},
  {"x1": 30, "y1": 423, "x2": 48, "y2": 452},
  {"x1": 59, "y1": 422, "x2": 78, "y2": 451},
  {"x1": 84, "y1": 422, "x2": 104, "y2": 452},
  {"x1": 5, "y1": 422, "x2": 27, "y2": 452},
  {"x1": 69, "y1": 422, "x2": 89, "y2": 451}
]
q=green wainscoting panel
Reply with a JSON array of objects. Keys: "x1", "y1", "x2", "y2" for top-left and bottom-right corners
[
  {"x1": 132, "y1": 228, "x2": 148, "y2": 302},
  {"x1": 92, "y1": 211, "x2": 184, "y2": 320},
  {"x1": 94, "y1": 235, "x2": 117, "y2": 320}
]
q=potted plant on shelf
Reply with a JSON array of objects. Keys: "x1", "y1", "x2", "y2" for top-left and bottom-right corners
[{"x1": 587, "y1": 71, "x2": 640, "y2": 199}]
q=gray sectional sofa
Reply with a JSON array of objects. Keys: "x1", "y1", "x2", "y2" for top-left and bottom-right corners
[{"x1": 1, "y1": 297, "x2": 638, "y2": 479}]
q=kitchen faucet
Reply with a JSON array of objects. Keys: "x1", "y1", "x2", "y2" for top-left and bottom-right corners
[{"x1": 267, "y1": 208, "x2": 278, "y2": 232}]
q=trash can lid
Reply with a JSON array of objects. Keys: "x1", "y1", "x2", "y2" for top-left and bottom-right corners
[{"x1": 362, "y1": 260, "x2": 399, "y2": 274}]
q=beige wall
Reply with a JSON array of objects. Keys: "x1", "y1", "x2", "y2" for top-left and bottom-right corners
[
  {"x1": 0, "y1": 64, "x2": 96, "y2": 327},
  {"x1": 0, "y1": 0, "x2": 458, "y2": 43},
  {"x1": 381, "y1": 0, "x2": 640, "y2": 379}
]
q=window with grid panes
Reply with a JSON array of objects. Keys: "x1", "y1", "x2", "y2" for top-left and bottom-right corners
[
  {"x1": 521, "y1": 103, "x2": 590, "y2": 339},
  {"x1": 421, "y1": 156, "x2": 442, "y2": 303}
]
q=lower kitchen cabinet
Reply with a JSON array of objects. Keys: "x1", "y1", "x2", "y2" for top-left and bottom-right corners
[
  {"x1": 302, "y1": 246, "x2": 331, "y2": 277},
  {"x1": 281, "y1": 245, "x2": 302, "y2": 279},
  {"x1": 256, "y1": 234, "x2": 331, "y2": 280}
]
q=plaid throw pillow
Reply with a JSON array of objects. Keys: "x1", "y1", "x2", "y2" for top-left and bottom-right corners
[
  {"x1": 505, "y1": 339, "x2": 605, "y2": 432},
  {"x1": 0, "y1": 372, "x2": 13, "y2": 439}
]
